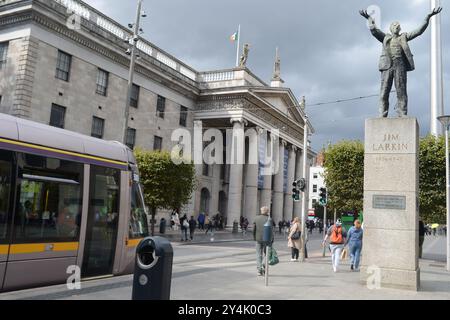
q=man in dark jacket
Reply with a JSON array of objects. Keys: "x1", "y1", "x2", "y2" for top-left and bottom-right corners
[{"x1": 253, "y1": 206, "x2": 273, "y2": 276}]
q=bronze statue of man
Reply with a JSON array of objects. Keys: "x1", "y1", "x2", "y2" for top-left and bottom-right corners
[{"x1": 360, "y1": 7, "x2": 442, "y2": 117}]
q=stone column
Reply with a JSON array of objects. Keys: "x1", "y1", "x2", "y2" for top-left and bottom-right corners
[
  {"x1": 244, "y1": 127, "x2": 261, "y2": 225},
  {"x1": 293, "y1": 148, "x2": 303, "y2": 218},
  {"x1": 226, "y1": 118, "x2": 246, "y2": 228},
  {"x1": 283, "y1": 145, "x2": 297, "y2": 221},
  {"x1": 260, "y1": 132, "x2": 273, "y2": 210},
  {"x1": 272, "y1": 139, "x2": 286, "y2": 225}
]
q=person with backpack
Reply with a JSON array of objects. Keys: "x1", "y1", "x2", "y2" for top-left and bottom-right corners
[
  {"x1": 253, "y1": 206, "x2": 273, "y2": 276},
  {"x1": 322, "y1": 218, "x2": 347, "y2": 272}
]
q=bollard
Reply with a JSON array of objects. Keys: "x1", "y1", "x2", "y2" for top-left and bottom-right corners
[{"x1": 132, "y1": 236, "x2": 173, "y2": 300}]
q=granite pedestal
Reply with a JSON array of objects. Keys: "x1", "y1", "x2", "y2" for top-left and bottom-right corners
[{"x1": 360, "y1": 117, "x2": 420, "y2": 291}]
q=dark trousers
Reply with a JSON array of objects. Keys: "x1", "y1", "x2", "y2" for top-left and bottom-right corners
[
  {"x1": 291, "y1": 248, "x2": 299, "y2": 259},
  {"x1": 380, "y1": 58, "x2": 407, "y2": 117}
]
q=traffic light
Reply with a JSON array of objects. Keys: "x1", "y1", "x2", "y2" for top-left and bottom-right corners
[
  {"x1": 319, "y1": 187, "x2": 327, "y2": 206},
  {"x1": 292, "y1": 178, "x2": 306, "y2": 202}
]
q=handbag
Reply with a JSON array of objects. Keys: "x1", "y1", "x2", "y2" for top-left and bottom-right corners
[
  {"x1": 341, "y1": 247, "x2": 348, "y2": 260},
  {"x1": 183, "y1": 220, "x2": 189, "y2": 228},
  {"x1": 268, "y1": 247, "x2": 279, "y2": 266},
  {"x1": 291, "y1": 230, "x2": 301, "y2": 240}
]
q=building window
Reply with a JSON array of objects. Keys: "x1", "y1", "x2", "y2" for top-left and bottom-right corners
[
  {"x1": 179, "y1": 106, "x2": 188, "y2": 127},
  {"x1": 202, "y1": 163, "x2": 209, "y2": 177},
  {"x1": 126, "y1": 128, "x2": 136, "y2": 149},
  {"x1": 156, "y1": 95, "x2": 165, "y2": 118},
  {"x1": 312, "y1": 199, "x2": 317, "y2": 205},
  {"x1": 130, "y1": 84, "x2": 139, "y2": 108},
  {"x1": 55, "y1": 50, "x2": 72, "y2": 81},
  {"x1": 91, "y1": 116, "x2": 105, "y2": 139},
  {"x1": 96, "y1": 69, "x2": 109, "y2": 96},
  {"x1": 153, "y1": 136, "x2": 163, "y2": 151},
  {"x1": 313, "y1": 173, "x2": 318, "y2": 179},
  {"x1": 50, "y1": 104, "x2": 66, "y2": 128},
  {"x1": 313, "y1": 185, "x2": 318, "y2": 193},
  {"x1": 0, "y1": 42, "x2": 8, "y2": 69}
]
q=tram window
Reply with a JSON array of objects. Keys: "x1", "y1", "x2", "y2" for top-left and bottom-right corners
[
  {"x1": 13, "y1": 154, "x2": 83, "y2": 242},
  {"x1": 129, "y1": 182, "x2": 149, "y2": 239},
  {"x1": 0, "y1": 151, "x2": 13, "y2": 242}
]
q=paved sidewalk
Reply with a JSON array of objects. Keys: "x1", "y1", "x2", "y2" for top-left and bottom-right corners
[{"x1": 1, "y1": 239, "x2": 449, "y2": 300}]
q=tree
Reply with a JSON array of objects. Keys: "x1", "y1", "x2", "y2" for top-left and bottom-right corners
[
  {"x1": 322, "y1": 136, "x2": 446, "y2": 224},
  {"x1": 323, "y1": 140, "x2": 365, "y2": 214},
  {"x1": 419, "y1": 135, "x2": 446, "y2": 224},
  {"x1": 134, "y1": 149, "x2": 196, "y2": 235}
]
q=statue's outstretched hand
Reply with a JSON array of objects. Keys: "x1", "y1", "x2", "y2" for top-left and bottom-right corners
[
  {"x1": 359, "y1": 10, "x2": 371, "y2": 20},
  {"x1": 428, "y1": 7, "x2": 443, "y2": 19}
]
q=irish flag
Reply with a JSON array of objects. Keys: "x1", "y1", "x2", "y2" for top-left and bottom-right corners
[{"x1": 230, "y1": 31, "x2": 238, "y2": 42}]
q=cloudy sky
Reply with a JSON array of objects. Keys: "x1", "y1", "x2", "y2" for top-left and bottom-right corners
[{"x1": 85, "y1": 0, "x2": 449, "y2": 151}]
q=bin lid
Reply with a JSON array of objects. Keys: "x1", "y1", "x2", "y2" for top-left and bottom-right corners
[{"x1": 136, "y1": 236, "x2": 173, "y2": 257}]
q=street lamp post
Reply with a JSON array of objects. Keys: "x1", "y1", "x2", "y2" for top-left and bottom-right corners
[
  {"x1": 300, "y1": 115, "x2": 309, "y2": 262},
  {"x1": 437, "y1": 115, "x2": 450, "y2": 272},
  {"x1": 122, "y1": 0, "x2": 145, "y2": 145}
]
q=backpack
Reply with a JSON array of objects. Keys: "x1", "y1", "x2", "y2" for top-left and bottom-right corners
[{"x1": 330, "y1": 226, "x2": 343, "y2": 244}]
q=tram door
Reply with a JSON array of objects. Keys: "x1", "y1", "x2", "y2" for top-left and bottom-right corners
[
  {"x1": 82, "y1": 166, "x2": 120, "y2": 278},
  {"x1": 0, "y1": 152, "x2": 13, "y2": 290}
]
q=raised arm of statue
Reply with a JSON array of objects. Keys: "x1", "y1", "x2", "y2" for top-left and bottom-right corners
[
  {"x1": 359, "y1": 10, "x2": 385, "y2": 43},
  {"x1": 407, "y1": 7, "x2": 442, "y2": 41}
]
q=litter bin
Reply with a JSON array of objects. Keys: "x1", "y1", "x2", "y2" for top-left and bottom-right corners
[
  {"x1": 159, "y1": 218, "x2": 166, "y2": 234},
  {"x1": 232, "y1": 221, "x2": 239, "y2": 234},
  {"x1": 132, "y1": 236, "x2": 173, "y2": 300}
]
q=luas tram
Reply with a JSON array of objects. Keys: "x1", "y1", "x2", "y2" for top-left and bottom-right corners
[{"x1": 0, "y1": 113, "x2": 149, "y2": 292}]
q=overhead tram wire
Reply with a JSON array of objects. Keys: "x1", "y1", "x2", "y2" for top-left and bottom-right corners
[{"x1": 134, "y1": 91, "x2": 396, "y2": 115}]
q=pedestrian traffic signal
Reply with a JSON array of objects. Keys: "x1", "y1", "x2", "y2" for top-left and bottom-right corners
[
  {"x1": 292, "y1": 186, "x2": 300, "y2": 202},
  {"x1": 319, "y1": 187, "x2": 327, "y2": 206}
]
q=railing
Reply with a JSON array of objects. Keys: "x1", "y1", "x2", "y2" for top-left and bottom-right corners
[
  {"x1": 52, "y1": 0, "x2": 197, "y2": 81},
  {"x1": 199, "y1": 71, "x2": 234, "y2": 82}
]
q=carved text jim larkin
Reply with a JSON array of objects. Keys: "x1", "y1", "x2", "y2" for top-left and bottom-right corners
[{"x1": 372, "y1": 133, "x2": 409, "y2": 152}]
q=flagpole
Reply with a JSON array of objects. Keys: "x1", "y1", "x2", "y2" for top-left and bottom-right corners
[{"x1": 236, "y1": 24, "x2": 241, "y2": 67}]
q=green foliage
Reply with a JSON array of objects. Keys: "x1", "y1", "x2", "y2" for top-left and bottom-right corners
[
  {"x1": 322, "y1": 136, "x2": 446, "y2": 224},
  {"x1": 419, "y1": 135, "x2": 446, "y2": 224},
  {"x1": 323, "y1": 140, "x2": 365, "y2": 213},
  {"x1": 134, "y1": 148, "x2": 196, "y2": 212}
]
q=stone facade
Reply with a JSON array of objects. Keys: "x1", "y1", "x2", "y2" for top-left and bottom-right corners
[{"x1": 0, "y1": 0, "x2": 316, "y2": 226}]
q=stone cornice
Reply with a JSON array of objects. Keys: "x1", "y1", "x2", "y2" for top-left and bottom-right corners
[
  {"x1": 196, "y1": 95, "x2": 303, "y2": 140},
  {"x1": 0, "y1": 2, "x2": 200, "y2": 99}
]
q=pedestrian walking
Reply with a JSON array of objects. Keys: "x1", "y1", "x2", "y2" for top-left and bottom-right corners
[
  {"x1": 197, "y1": 212, "x2": 205, "y2": 230},
  {"x1": 242, "y1": 218, "x2": 249, "y2": 236},
  {"x1": 419, "y1": 218, "x2": 426, "y2": 258},
  {"x1": 345, "y1": 219, "x2": 363, "y2": 271},
  {"x1": 288, "y1": 217, "x2": 302, "y2": 261},
  {"x1": 189, "y1": 216, "x2": 197, "y2": 241},
  {"x1": 253, "y1": 206, "x2": 273, "y2": 276},
  {"x1": 180, "y1": 214, "x2": 189, "y2": 241},
  {"x1": 322, "y1": 218, "x2": 347, "y2": 273}
]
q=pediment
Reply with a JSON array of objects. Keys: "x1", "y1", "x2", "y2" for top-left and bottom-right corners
[{"x1": 251, "y1": 89, "x2": 305, "y2": 126}]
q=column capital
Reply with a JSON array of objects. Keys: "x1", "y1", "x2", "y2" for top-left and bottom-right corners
[
  {"x1": 255, "y1": 126, "x2": 265, "y2": 135},
  {"x1": 280, "y1": 139, "x2": 287, "y2": 147},
  {"x1": 230, "y1": 118, "x2": 248, "y2": 126}
]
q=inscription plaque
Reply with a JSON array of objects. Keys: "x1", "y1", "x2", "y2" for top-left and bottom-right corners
[{"x1": 373, "y1": 195, "x2": 406, "y2": 210}]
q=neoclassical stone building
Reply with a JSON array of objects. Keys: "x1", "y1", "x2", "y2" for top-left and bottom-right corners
[{"x1": 0, "y1": 0, "x2": 315, "y2": 226}]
